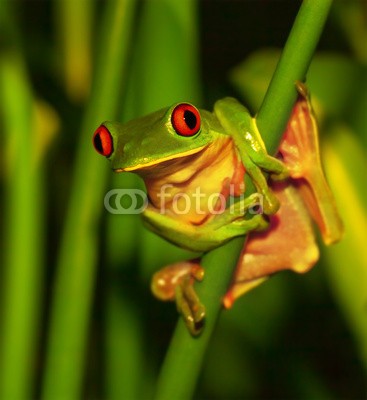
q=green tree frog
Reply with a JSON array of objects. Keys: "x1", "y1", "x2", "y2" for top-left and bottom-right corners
[{"x1": 93, "y1": 83, "x2": 343, "y2": 335}]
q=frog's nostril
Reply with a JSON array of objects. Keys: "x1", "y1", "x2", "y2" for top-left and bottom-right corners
[{"x1": 93, "y1": 125, "x2": 113, "y2": 157}]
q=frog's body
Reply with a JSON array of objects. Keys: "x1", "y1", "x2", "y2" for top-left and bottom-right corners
[
  {"x1": 93, "y1": 83, "x2": 343, "y2": 335},
  {"x1": 141, "y1": 135, "x2": 244, "y2": 226}
]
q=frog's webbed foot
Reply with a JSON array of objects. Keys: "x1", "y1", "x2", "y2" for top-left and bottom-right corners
[
  {"x1": 151, "y1": 261, "x2": 205, "y2": 336},
  {"x1": 208, "y1": 193, "x2": 269, "y2": 233},
  {"x1": 278, "y1": 81, "x2": 343, "y2": 244},
  {"x1": 175, "y1": 270, "x2": 205, "y2": 335},
  {"x1": 213, "y1": 96, "x2": 287, "y2": 215},
  {"x1": 245, "y1": 155, "x2": 289, "y2": 213}
]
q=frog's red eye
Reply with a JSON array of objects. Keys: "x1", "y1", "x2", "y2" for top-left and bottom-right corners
[
  {"x1": 171, "y1": 103, "x2": 201, "y2": 137},
  {"x1": 93, "y1": 125, "x2": 113, "y2": 157}
]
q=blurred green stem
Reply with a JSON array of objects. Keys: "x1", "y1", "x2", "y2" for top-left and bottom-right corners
[
  {"x1": 41, "y1": 1, "x2": 136, "y2": 399},
  {"x1": 104, "y1": 0, "x2": 201, "y2": 398},
  {"x1": 0, "y1": 3, "x2": 44, "y2": 399},
  {"x1": 54, "y1": 0, "x2": 94, "y2": 101},
  {"x1": 155, "y1": 1, "x2": 333, "y2": 399},
  {"x1": 0, "y1": 59, "x2": 42, "y2": 400},
  {"x1": 323, "y1": 127, "x2": 367, "y2": 371}
]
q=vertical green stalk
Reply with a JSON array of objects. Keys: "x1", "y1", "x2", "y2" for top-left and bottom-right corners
[
  {"x1": 257, "y1": 0, "x2": 334, "y2": 153},
  {"x1": 41, "y1": 1, "x2": 136, "y2": 399},
  {"x1": 104, "y1": 173, "x2": 146, "y2": 400},
  {"x1": 322, "y1": 128, "x2": 367, "y2": 371},
  {"x1": 155, "y1": 1, "x2": 333, "y2": 399},
  {"x1": 0, "y1": 55, "x2": 42, "y2": 400},
  {"x1": 0, "y1": 3, "x2": 44, "y2": 399},
  {"x1": 54, "y1": 0, "x2": 94, "y2": 102},
  {"x1": 104, "y1": 0, "x2": 201, "y2": 397}
]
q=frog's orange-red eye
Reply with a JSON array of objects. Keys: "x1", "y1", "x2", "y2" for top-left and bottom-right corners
[
  {"x1": 171, "y1": 103, "x2": 201, "y2": 137},
  {"x1": 93, "y1": 125, "x2": 113, "y2": 157}
]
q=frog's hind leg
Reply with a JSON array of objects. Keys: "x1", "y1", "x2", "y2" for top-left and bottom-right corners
[
  {"x1": 223, "y1": 182, "x2": 320, "y2": 309},
  {"x1": 278, "y1": 82, "x2": 343, "y2": 244},
  {"x1": 151, "y1": 260, "x2": 205, "y2": 335}
]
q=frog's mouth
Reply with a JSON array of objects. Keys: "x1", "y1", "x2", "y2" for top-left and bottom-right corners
[{"x1": 113, "y1": 145, "x2": 207, "y2": 173}]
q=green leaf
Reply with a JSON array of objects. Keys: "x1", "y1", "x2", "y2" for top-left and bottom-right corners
[{"x1": 322, "y1": 126, "x2": 367, "y2": 371}]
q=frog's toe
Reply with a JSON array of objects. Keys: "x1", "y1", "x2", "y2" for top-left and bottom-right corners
[
  {"x1": 254, "y1": 214, "x2": 270, "y2": 232},
  {"x1": 270, "y1": 168, "x2": 289, "y2": 182},
  {"x1": 262, "y1": 190, "x2": 280, "y2": 215},
  {"x1": 238, "y1": 214, "x2": 269, "y2": 232},
  {"x1": 175, "y1": 275, "x2": 205, "y2": 336}
]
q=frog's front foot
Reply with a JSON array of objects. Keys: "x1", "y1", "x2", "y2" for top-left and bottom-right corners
[
  {"x1": 151, "y1": 261, "x2": 205, "y2": 335},
  {"x1": 269, "y1": 163, "x2": 289, "y2": 182}
]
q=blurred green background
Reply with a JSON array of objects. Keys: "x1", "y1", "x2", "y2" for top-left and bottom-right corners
[{"x1": 0, "y1": 0, "x2": 366, "y2": 399}]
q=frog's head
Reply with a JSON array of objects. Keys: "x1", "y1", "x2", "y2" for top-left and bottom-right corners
[{"x1": 93, "y1": 103, "x2": 220, "y2": 173}]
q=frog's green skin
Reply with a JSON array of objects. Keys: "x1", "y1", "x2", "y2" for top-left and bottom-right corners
[
  {"x1": 102, "y1": 98, "x2": 286, "y2": 253},
  {"x1": 94, "y1": 85, "x2": 343, "y2": 335}
]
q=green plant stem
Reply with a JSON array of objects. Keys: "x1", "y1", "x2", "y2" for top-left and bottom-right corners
[
  {"x1": 155, "y1": 239, "x2": 244, "y2": 400},
  {"x1": 41, "y1": 1, "x2": 136, "y2": 399},
  {"x1": 0, "y1": 3, "x2": 44, "y2": 399},
  {"x1": 0, "y1": 61, "x2": 42, "y2": 400},
  {"x1": 322, "y1": 127, "x2": 367, "y2": 371},
  {"x1": 155, "y1": 1, "x2": 333, "y2": 399},
  {"x1": 104, "y1": 0, "x2": 201, "y2": 398},
  {"x1": 54, "y1": 0, "x2": 94, "y2": 101},
  {"x1": 0, "y1": 60, "x2": 42, "y2": 400},
  {"x1": 257, "y1": 0, "x2": 334, "y2": 153}
]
